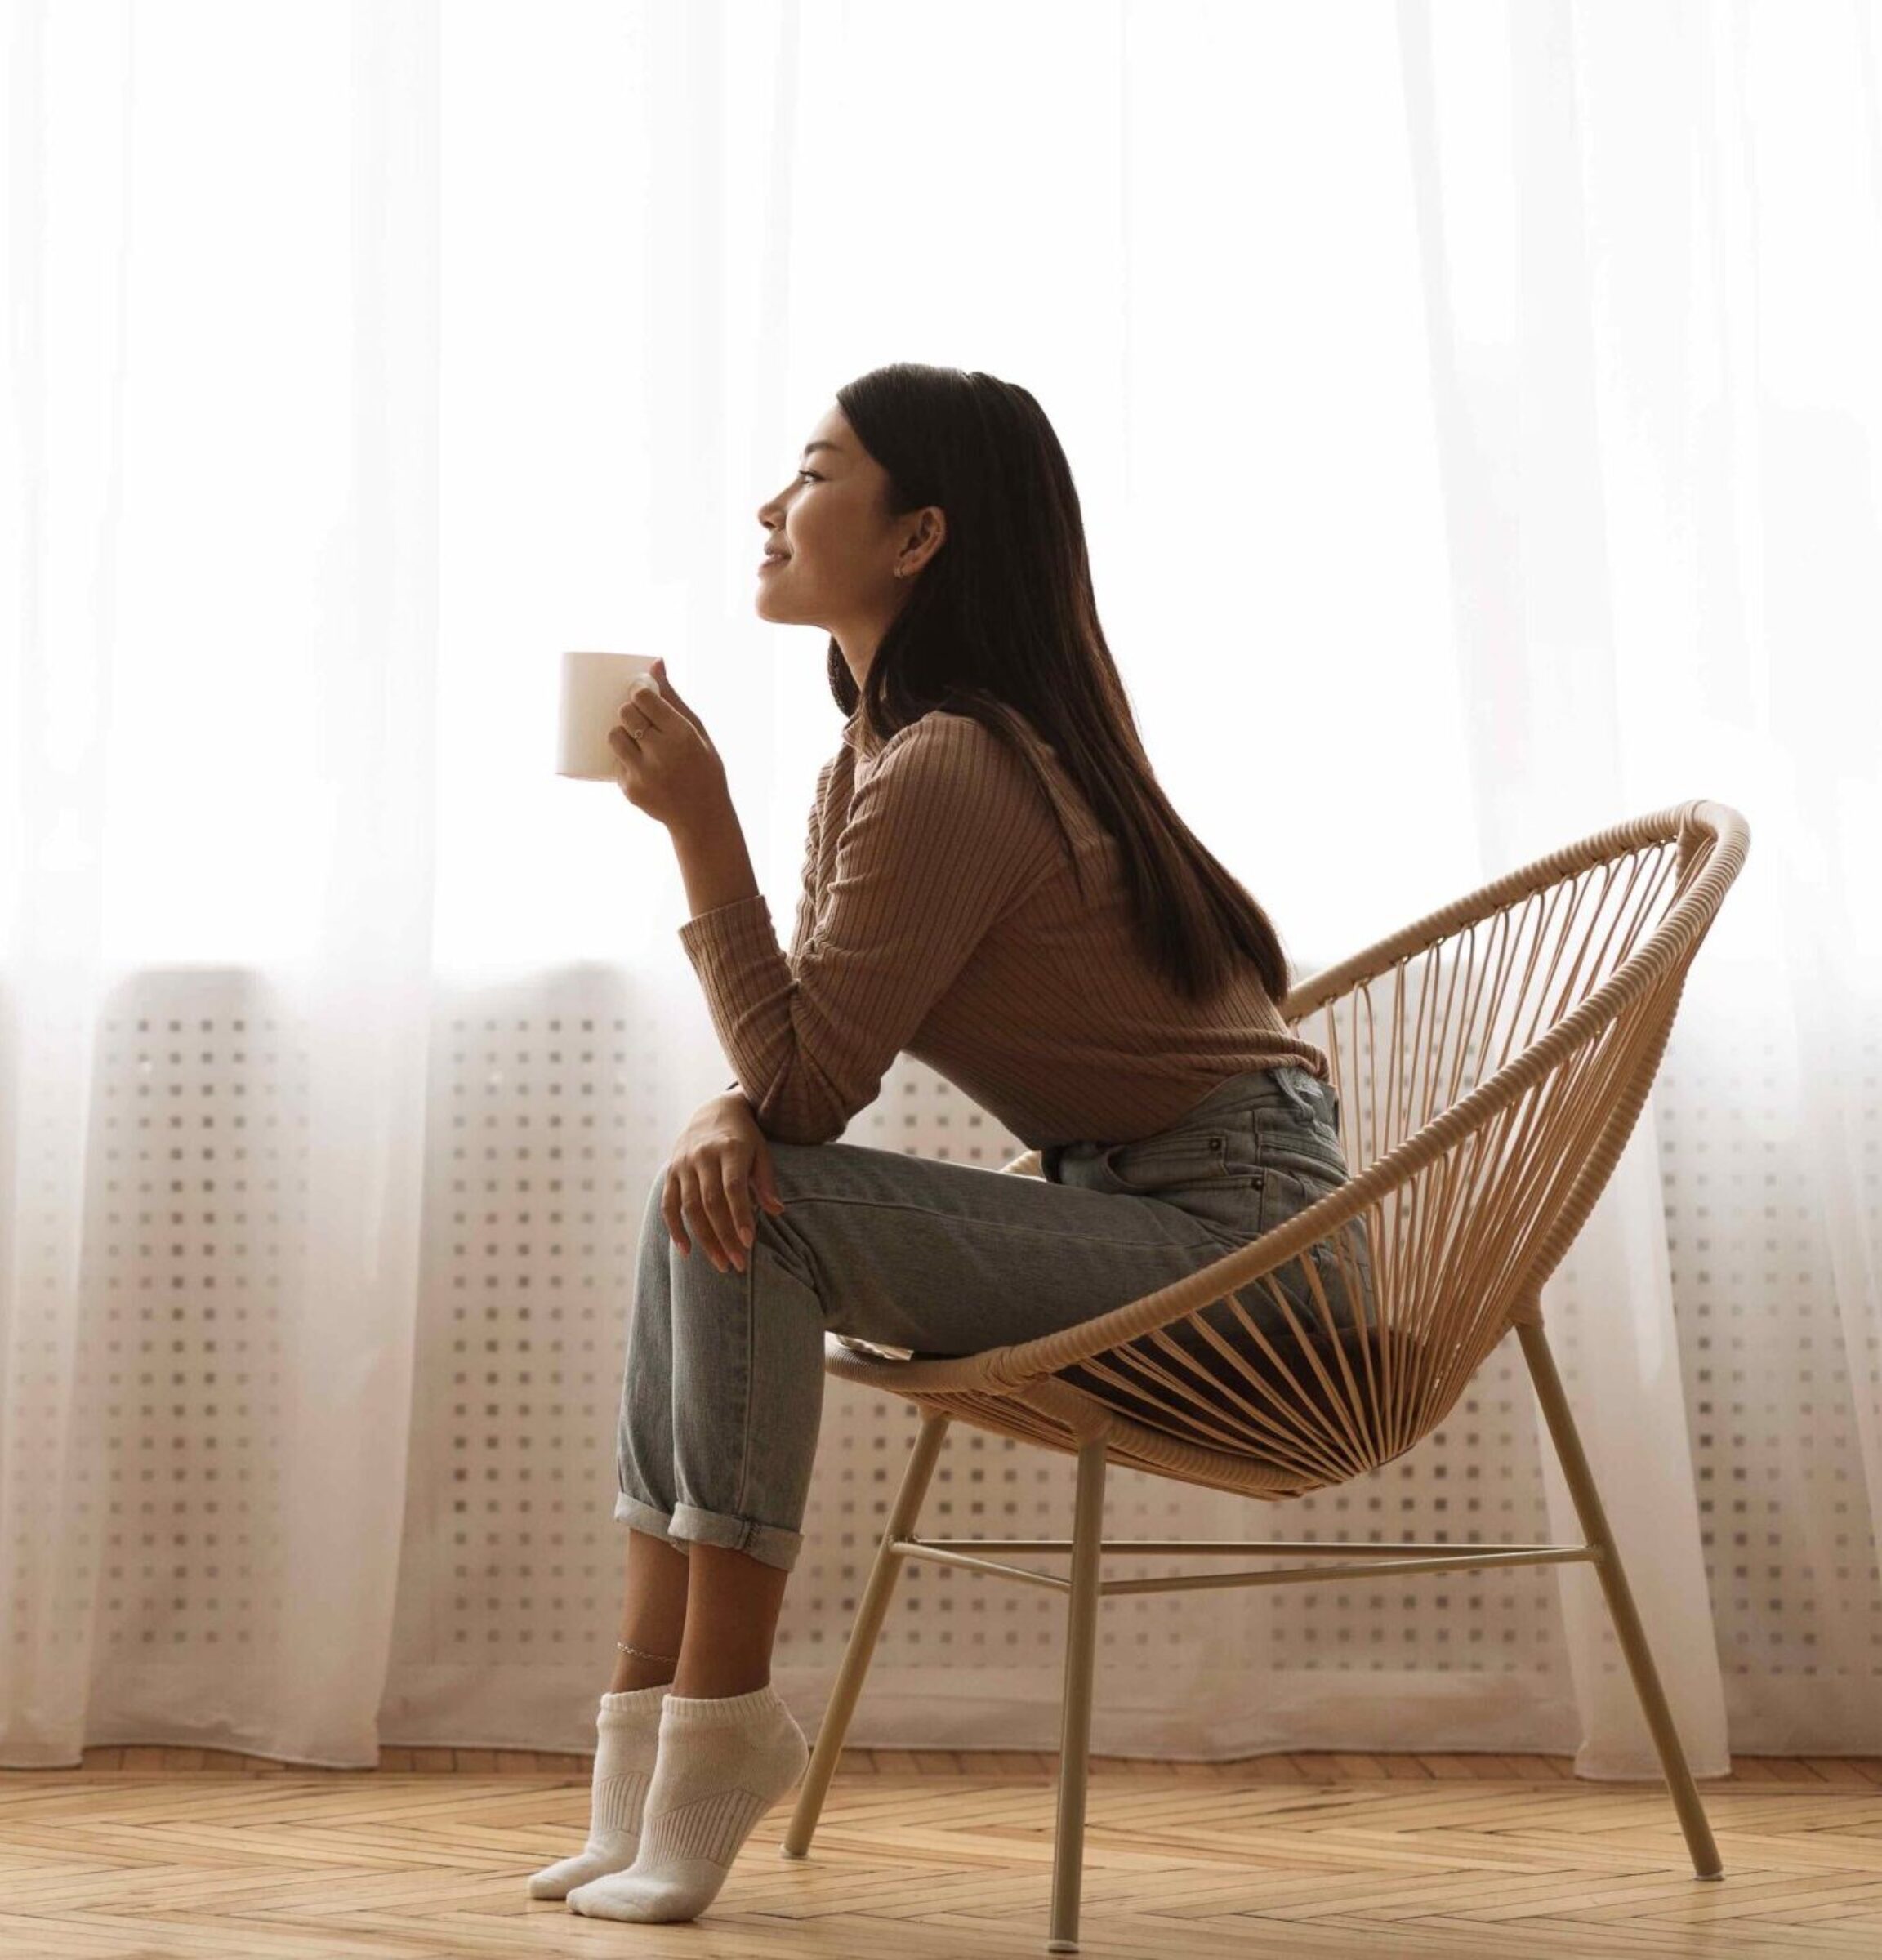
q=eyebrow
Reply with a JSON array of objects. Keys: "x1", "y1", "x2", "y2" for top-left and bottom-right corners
[{"x1": 799, "y1": 440, "x2": 843, "y2": 460}]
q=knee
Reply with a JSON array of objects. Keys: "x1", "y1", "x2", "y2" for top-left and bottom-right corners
[{"x1": 642, "y1": 1165, "x2": 669, "y2": 1229}]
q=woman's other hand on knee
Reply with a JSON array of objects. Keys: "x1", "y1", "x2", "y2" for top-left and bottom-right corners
[{"x1": 663, "y1": 1095, "x2": 787, "y2": 1273}]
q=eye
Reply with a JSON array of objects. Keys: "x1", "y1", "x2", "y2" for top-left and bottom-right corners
[{"x1": 795, "y1": 470, "x2": 820, "y2": 483}]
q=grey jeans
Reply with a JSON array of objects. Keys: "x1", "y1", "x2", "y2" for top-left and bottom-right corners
[{"x1": 615, "y1": 1064, "x2": 1377, "y2": 1572}]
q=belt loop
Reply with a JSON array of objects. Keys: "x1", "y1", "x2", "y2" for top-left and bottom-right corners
[{"x1": 1274, "y1": 1067, "x2": 1313, "y2": 1120}]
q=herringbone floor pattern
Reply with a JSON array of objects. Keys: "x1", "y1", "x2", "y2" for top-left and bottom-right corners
[{"x1": 2, "y1": 1751, "x2": 1878, "y2": 1958}]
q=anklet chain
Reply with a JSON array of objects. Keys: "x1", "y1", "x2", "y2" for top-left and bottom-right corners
[{"x1": 616, "y1": 1639, "x2": 678, "y2": 1664}]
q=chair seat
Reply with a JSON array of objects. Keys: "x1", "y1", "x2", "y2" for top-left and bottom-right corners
[
  {"x1": 831, "y1": 1320, "x2": 1435, "y2": 1468},
  {"x1": 1050, "y1": 1319, "x2": 1432, "y2": 1459}
]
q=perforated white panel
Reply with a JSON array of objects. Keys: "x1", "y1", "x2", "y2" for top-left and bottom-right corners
[
  {"x1": 77, "y1": 978, "x2": 296, "y2": 1671},
  {"x1": 1652, "y1": 1040, "x2": 1881, "y2": 1689},
  {"x1": 47, "y1": 972, "x2": 1880, "y2": 1762}
]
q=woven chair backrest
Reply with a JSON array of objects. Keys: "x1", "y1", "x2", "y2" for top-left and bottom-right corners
[{"x1": 1029, "y1": 802, "x2": 1747, "y2": 1489}]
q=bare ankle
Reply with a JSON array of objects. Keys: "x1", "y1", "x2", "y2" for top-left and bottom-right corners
[
  {"x1": 671, "y1": 1667, "x2": 769, "y2": 1699},
  {"x1": 609, "y1": 1655, "x2": 678, "y2": 1695}
]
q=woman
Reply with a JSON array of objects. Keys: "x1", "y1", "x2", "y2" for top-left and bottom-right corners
[{"x1": 530, "y1": 363, "x2": 1373, "y2": 1924}]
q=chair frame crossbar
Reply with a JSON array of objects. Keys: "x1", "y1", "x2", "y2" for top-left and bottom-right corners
[{"x1": 890, "y1": 1535, "x2": 1602, "y2": 1597}]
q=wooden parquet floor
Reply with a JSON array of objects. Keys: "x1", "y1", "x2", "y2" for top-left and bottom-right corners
[{"x1": 2, "y1": 1750, "x2": 1878, "y2": 1958}]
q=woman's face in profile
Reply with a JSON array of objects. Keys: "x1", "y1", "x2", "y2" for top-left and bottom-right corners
[
  {"x1": 753, "y1": 404, "x2": 943, "y2": 651},
  {"x1": 756, "y1": 405, "x2": 874, "y2": 627}
]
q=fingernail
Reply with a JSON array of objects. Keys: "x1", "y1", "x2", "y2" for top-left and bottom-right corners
[{"x1": 740, "y1": 1224, "x2": 754, "y2": 1245}]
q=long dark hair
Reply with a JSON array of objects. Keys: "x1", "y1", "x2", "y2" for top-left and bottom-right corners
[{"x1": 829, "y1": 362, "x2": 1292, "y2": 1008}]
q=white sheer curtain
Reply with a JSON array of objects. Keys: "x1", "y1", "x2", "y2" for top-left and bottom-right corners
[{"x1": 2, "y1": 0, "x2": 1875, "y2": 1772}]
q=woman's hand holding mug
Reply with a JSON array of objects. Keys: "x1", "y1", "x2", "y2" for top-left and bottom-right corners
[
  {"x1": 607, "y1": 658, "x2": 729, "y2": 831},
  {"x1": 664, "y1": 1093, "x2": 787, "y2": 1274}
]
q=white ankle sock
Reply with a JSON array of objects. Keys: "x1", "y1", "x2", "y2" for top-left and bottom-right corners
[
  {"x1": 566, "y1": 1682, "x2": 809, "y2": 1923},
  {"x1": 526, "y1": 1683, "x2": 668, "y2": 1900}
]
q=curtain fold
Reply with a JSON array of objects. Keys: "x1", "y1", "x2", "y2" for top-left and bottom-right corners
[
  {"x1": 1401, "y1": 0, "x2": 1731, "y2": 1779},
  {"x1": 2, "y1": 0, "x2": 1875, "y2": 1774}
]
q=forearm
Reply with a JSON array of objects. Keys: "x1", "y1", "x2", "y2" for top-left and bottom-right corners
[
  {"x1": 671, "y1": 800, "x2": 818, "y2": 1138},
  {"x1": 669, "y1": 800, "x2": 760, "y2": 920},
  {"x1": 675, "y1": 807, "x2": 761, "y2": 1122}
]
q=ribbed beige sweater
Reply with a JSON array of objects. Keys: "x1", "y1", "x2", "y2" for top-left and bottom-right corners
[{"x1": 682, "y1": 703, "x2": 1332, "y2": 1150}]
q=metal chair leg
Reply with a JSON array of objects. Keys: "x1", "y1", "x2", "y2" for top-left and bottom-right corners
[
  {"x1": 780, "y1": 1410, "x2": 952, "y2": 1859},
  {"x1": 1046, "y1": 1435, "x2": 1108, "y2": 1953},
  {"x1": 1517, "y1": 1320, "x2": 1724, "y2": 1880}
]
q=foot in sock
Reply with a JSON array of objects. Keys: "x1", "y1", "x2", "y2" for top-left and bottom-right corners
[
  {"x1": 566, "y1": 1682, "x2": 809, "y2": 1923},
  {"x1": 526, "y1": 1682, "x2": 668, "y2": 1900}
]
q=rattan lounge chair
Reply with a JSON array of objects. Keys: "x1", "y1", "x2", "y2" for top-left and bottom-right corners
[{"x1": 782, "y1": 797, "x2": 1749, "y2": 1953}]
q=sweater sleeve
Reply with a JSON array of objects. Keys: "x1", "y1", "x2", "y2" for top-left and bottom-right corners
[
  {"x1": 785, "y1": 763, "x2": 829, "y2": 968},
  {"x1": 680, "y1": 716, "x2": 1043, "y2": 1144},
  {"x1": 720, "y1": 766, "x2": 829, "y2": 1097}
]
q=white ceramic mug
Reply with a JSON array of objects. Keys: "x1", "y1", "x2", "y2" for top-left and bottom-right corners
[{"x1": 556, "y1": 649, "x2": 659, "y2": 781}]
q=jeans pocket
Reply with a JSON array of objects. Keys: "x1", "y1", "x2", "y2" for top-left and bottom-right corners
[
  {"x1": 1250, "y1": 1111, "x2": 1349, "y2": 1184},
  {"x1": 1247, "y1": 1160, "x2": 1376, "y2": 1336},
  {"x1": 1255, "y1": 1162, "x2": 1337, "y2": 1237},
  {"x1": 1101, "y1": 1130, "x2": 1238, "y2": 1196}
]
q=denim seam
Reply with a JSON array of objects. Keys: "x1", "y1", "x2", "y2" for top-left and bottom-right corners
[
  {"x1": 757, "y1": 1189, "x2": 1231, "y2": 1252},
  {"x1": 731, "y1": 1251, "x2": 756, "y2": 1520}
]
